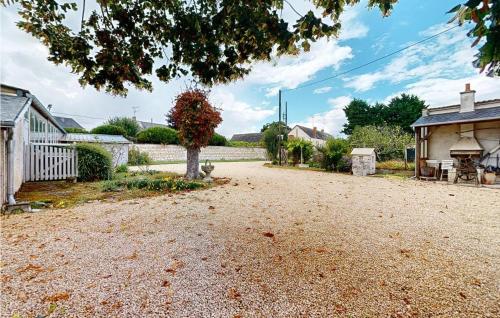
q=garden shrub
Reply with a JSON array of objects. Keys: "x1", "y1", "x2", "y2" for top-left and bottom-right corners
[
  {"x1": 319, "y1": 138, "x2": 350, "y2": 171},
  {"x1": 115, "y1": 163, "x2": 128, "y2": 173},
  {"x1": 106, "y1": 117, "x2": 140, "y2": 138},
  {"x1": 102, "y1": 176, "x2": 204, "y2": 192},
  {"x1": 348, "y1": 125, "x2": 414, "y2": 161},
  {"x1": 336, "y1": 155, "x2": 352, "y2": 172},
  {"x1": 128, "y1": 148, "x2": 152, "y2": 165},
  {"x1": 76, "y1": 143, "x2": 113, "y2": 181},
  {"x1": 136, "y1": 127, "x2": 179, "y2": 144},
  {"x1": 91, "y1": 124, "x2": 127, "y2": 136},
  {"x1": 286, "y1": 138, "x2": 314, "y2": 164},
  {"x1": 209, "y1": 133, "x2": 228, "y2": 146}
]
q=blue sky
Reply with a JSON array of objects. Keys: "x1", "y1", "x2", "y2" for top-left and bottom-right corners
[{"x1": 1, "y1": 0, "x2": 499, "y2": 137}]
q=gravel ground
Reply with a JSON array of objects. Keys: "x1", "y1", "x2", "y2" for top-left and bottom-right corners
[{"x1": 1, "y1": 162, "x2": 499, "y2": 318}]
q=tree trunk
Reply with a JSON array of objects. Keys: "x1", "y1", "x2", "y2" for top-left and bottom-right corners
[{"x1": 186, "y1": 147, "x2": 200, "y2": 180}]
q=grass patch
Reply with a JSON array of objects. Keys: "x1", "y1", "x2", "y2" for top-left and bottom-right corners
[
  {"x1": 15, "y1": 171, "x2": 228, "y2": 209},
  {"x1": 376, "y1": 160, "x2": 415, "y2": 171}
]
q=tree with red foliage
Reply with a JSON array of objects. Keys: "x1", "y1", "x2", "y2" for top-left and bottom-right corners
[{"x1": 169, "y1": 89, "x2": 222, "y2": 179}]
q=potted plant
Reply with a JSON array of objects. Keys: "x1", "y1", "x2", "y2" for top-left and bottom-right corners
[{"x1": 483, "y1": 167, "x2": 497, "y2": 185}]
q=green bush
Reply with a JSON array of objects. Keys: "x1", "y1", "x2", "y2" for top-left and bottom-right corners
[
  {"x1": 286, "y1": 138, "x2": 314, "y2": 164},
  {"x1": 209, "y1": 133, "x2": 228, "y2": 146},
  {"x1": 128, "y1": 148, "x2": 152, "y2": 165},
  {"x1": 348, "y1": 125, "x2": 414, "y2": 161},
  {"x1": 115, "y1": 163, "x2": 128, "y2": 173},
  {"x1": 91, "y1": 124, "x2": 127, "y2": 136},
  {"x1": 318, "y1": 138, "x2": 350, "y2": 171},
  {"x1": 136, "y1": 127, "x2": 179, "y2": 144},
  {"x1": 106, "y1": 117, "x2": 140, "y2": 138},
  {"x1": 76, "y1": 143, "x2": 113, "y2": 181},
  {"x1": 65, "y1": 127, "x2": 88, "y2": 133}
]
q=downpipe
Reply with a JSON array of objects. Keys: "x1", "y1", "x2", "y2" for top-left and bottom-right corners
[{"x1": 6, "y1": 128, "x2": 16, "y2": 205}]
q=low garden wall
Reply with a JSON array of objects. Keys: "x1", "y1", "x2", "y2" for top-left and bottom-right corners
[{"x1": 133, "y1": 144, "x2": 267, "y2": 162}]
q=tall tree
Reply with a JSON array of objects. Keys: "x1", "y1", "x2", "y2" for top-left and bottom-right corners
[
  {"x1": 342, "y1": 99, "x2": 383, "y2": 135},
  {"x1": 2, "y1": 1, "x2": 496, "y2": 97},
  {"x1": 382, "y1": 94, "x2": 427, "y2": 133},
  {"x1": 168, "y1": 89, "x2": 222, "y2": 179}
]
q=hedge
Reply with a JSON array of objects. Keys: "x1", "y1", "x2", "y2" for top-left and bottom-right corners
[
  {"x1": 209, "y1": 133, "x2": 228, "y2": 146},
  {"x1": 136, "y1": 127, "x2": 179, "y2": 144},
  {"x1": 76, "y1": 143, "x2": 113, "y2": 181},
  {"x1": 91, "y1": 124, "x2": 127, "y2": 136}
]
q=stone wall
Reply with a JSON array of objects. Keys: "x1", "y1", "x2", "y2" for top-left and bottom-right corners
[{"x1": 133, "y1": 144, "x2": 267, "y2": 162}]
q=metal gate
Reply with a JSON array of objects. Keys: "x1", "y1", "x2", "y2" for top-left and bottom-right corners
[{"x1": 24, "y1": 143, "x2": 78, "y2": 181}]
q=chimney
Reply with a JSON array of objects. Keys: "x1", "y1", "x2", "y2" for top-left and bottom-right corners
[
  {"x1": 460, "y1": 83, "x2": 475, "y2": 113},
  {"x1": 312, "y1": 126, "x2": 317, "y2": 138}
]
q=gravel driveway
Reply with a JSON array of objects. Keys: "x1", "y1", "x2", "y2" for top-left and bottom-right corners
[{"x1": 1, "y1": 162, "x2": 499, "y2": 317}]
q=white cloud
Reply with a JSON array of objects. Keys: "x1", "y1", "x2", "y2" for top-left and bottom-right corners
[
  {"x1": 392, "y1": 76, "x2": 500, "y2": 107},
  {"x1": 292, "y1": 95, "x2": 352, "y2": 136},
  {"x1": 313, "y1": 86, "x2": 332, "y2": 94},
  {"x1": 343, "y1": 24, "x2": 475, "y2": 92},
  {"x1": 250, "y1": 39, "x2": 353, "y2": 96},
  {"x1": 338, "y1": 5, "x2": 369, "y2": 40},
  {"x1": 210, "y1": 88, "x2": 275, "y2": 137}
]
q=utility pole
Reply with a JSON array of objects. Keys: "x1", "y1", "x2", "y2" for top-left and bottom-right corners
[
  {"x1": 278, "y1": 89, "x2": 282, "y2": 165},
  {"x1": 284, "y1": 101, "x2": 288, "y2": 129}
]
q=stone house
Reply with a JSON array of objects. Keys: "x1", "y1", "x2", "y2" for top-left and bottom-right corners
[
  {"x1": 411, "y1": 84, "x2": 500, "y2": 179},
  {"x1": 288, "y1": 125, "x2": 332, "y2": 147}
]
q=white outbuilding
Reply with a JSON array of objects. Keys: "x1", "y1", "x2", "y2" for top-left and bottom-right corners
[{"x1": 351, "y1": 148, "x2": 376, "y2": 176}]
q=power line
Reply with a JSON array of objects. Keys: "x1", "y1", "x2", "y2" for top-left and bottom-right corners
[
  {"x1": 51, "y1": 111, "x2": 107, "y2": 120},
  {"x1": 282, "y1": 24, "x2": 460, "y2": 92}
]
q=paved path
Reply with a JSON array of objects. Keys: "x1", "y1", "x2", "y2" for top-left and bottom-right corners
[{"x1": 2, "y1": 162, "x2": 499, "y2": 317}]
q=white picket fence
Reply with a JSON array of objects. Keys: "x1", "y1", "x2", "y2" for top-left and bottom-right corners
[{"x1": 25, "y1": 143, "x2": 78, "y2": 181}]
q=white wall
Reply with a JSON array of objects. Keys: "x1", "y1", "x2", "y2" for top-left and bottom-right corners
[
  {"x1": 134, "y1": 144, "x2": 267, "y2": 162},
  {"x1": 99, "y1": 143, "x2": 129, "y2": 167}
]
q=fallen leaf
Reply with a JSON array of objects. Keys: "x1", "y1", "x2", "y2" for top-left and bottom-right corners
[
  {"x1": 459, "y1": 291, "x2": 467, "y2": 299},
  {"x1": 162, "y1": 280, "x2": 171, "y2": 287},
  {"x1": 44, "y1": 292, "x2": 70, "y2": 302},
  {"x1": 228, "y1": 288, "x2": 241, "y2": 300},
  {"x1": 263, "y1": 232, "x2": 274, "y2": 238}
]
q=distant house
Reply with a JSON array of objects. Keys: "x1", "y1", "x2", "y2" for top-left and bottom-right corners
[
  {"x1": 288, "y1": 125, "x2": 332, "y2": 147},
  {"x1": 54, "y1": 116, "x2": 85, "y2": 130},
  {"x1": 411, "y1": 83, "x2": 500, "y2": 181},
  {"x1": 1, "y1": 84, "x2": 66, "y2": 205},
  {"x1": 135, "y1": 118, "x2": 169, "y2": 130},
  {"x1": 231, "y1": 133, "x2": 263, "y2": 143}
]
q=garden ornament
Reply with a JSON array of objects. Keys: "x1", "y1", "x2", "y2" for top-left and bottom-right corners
[{"x1": 201, "y1": 160, "x2": 214, "y2": 183}]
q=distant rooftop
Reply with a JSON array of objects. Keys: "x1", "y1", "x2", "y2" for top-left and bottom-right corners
[
  {"x1": 54, "y1": 116, "x2": 85, "y2": 129},
  {"x1": 136, "y1": 119, "x2": 169, "y2": 130},
  {"x1": 294, "y1": 125, "x2": 332, "y2": 140},
  {"x1": 231, "y1": 133, "x2": 263, "y2": 143}
]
